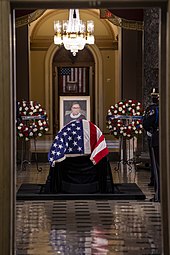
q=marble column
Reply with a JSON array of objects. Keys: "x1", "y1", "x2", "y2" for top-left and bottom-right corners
[
  {"x1": 0, "y1": 1, "x2": 15, "y2": 254},
  {"x1": 143, "y1": 8, "x2": 159, "y2": 107},
  {"x1": 143, "y1": 8, "x2": 159, "y2": 151}
]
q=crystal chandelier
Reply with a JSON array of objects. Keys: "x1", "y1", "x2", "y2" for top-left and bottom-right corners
[{"x1": 54, "y1": 9, "x2": 95, "y2": 56}]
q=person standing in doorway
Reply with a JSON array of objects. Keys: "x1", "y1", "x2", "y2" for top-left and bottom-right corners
[{"x1": 142, "y1": 87, "x2": 160, "y2": 202}]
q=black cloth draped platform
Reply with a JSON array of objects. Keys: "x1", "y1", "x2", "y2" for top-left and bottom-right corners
[{"x1": 45, "y1": 155, "x2": 114, "y2": 194}]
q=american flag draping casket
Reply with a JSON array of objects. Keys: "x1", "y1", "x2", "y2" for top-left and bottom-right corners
[{"x1": 48, "y1": 119, "x2": 109, "y2": 167}]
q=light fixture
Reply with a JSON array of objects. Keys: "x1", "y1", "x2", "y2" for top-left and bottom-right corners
[{"x1": 54, "y1": 9, "x2": 95, "y2": 56}]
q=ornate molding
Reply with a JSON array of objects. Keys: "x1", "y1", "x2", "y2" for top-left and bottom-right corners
[
  {"x1": 100, "y1": 9, "x2": 144, "y2": 31},
  {"x1": 16, "y1": 10, "x2": 46, "y2": 28}
]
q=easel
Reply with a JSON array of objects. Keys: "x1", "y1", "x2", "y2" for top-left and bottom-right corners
[
  {"x1": 20, "y1": 115, "x2": 45, "y2": 172},
  {"x1": 112, "y1": 115, "x2": 142, "y2": 182}
]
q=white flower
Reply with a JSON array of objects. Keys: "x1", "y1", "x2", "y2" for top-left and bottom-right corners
[
  {"x1": 114, "y1": 110, "x2": 118, "y2": 114},
  {"x1": 111, "y1": 106, "x2": 114, "y2": 109},
  {"x1": 109, "y1": 125, "x2": 112, "y2": 129},
  {"x1": 25, "y1": 107, "x2": 28, "y2": 111},
  {"x1": 18, "y1": 126, "x2": 21, "y2": 130},
  {"x1": 136, "y1": 106, "x2": 140, "y2": 110},
  {"x1": 139, "y1": 130, "x2": 142, "y2": 134},
  {"x1": 133, "y1": 127, "x2": 136, "y2": 130},
  {"x1": 123, "y1": 133, "x2": 127, "y2": 136},
  {"x1": 140, "y1": 124, "x2": 143, "y2": 128},
  {"x1": 128, "y1": 107, "x2": 132, "y2": 111},
  {"x1": 23, "y1": 103, "x2": 26, "y2": 107},
  {"x1": 115, "y1": 104, "x2": 118, "y2": 108},
  {"x1": 108, "y1": 112, "x2": 112, "y2": 116},
  {"x1": 120, "y1": 127, "x2": 123, "y2": 130},
  {"x1": 125, "y1": 103, "x2": 129, "y2": 107},
  {"x1": 120, "y1": 130, "x2": 123, "y2": 133},
  {"x1": 128, "y1": 100, "x2": 132, "y2": 103},
  {"x1": 35, "y1": 105, "x2": 39, "y2": 109},
  {"x1": 137, "y1": 112, "x2": 140, "y2": 115},
  {"x1": 135, "y1": 130, "x2": 138, "y2": 134},
  {"x1": 123, "y1": 105, "x2": 126, "y2": 108},
  {"x1": 128, "y1": 126, "x2": 132, "y2": 129},
  {"x1": 29, "y1": 112, "x2": 33, "y2": 115},
  {"x1": 33, "y1": 109, "x2": 37, "y2": 113},
  {"x1": 29, "y1": 132, "x2": 33, "y2": 136},
  {"x1": 19, "y1": 133, "x2": 23, "y2": 137},
  {"x1": 45, "y1": 128, "x2": 48, "y2": 131},
  {"x1": 38, "y1": 133, "x2": 42, "y2": 137},
  {"x1": 19, "y1": 107, "x2": 22, "y2": 111},
  {"x1": 127, "y1": 134, "x2": 131, "y2": 137},
  {"x1": 118, "y1": 107, "x2": 122, "y2": 111},
  {"x1": 113, "y1": 132, "x2": 117, "y2": 135},
  {"x1": 33, "y1": 128, "x2": 37, "y2": 132},
  {"x1": 40, "y1": 127, "x2": 43, "y2": 130},
  {"x1": 25, "y1": 137, "x2": 29, "y2": 141},
  {"x1": 122, "y1": 110, "x2": 125, "y2": 114}
]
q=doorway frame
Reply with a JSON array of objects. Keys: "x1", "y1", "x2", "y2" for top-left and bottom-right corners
[{"x1": 6, "y1": 0, "x2": 169, "y2": 254}]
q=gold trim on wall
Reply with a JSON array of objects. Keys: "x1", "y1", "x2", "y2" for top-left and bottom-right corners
[
  {"x1": 100, "y1": 9, "x2": 144, "y2": 31},
  {"x1": 16, "y1": 10, "x2": 46, "y2": 28}
]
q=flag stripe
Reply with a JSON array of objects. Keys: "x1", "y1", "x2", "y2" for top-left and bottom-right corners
[
  {"x1": 90, "y1": 135, "x2": 109, "y2": 164},
  {"x1": 82, "y1": 120, "x2": 91, "y2": 154},
  {"x1": 90, "y1": 121, "x2": 98, "y2": 151}
]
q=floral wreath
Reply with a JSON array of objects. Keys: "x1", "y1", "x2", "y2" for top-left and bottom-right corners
[
  {"x1": 106, "y1": 99, "x2": 143, "y2": 139},
  {"x1": 16, "y1": 100, "x2": 49, "y2": 141}
]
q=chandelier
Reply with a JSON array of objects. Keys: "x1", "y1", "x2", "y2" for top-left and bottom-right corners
[{"x1": 54, "y1": 9, "x2": 95, "y2": 56}]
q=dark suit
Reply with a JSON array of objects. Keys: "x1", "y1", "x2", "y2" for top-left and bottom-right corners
[{"x1": 143, "y1": 103, "x2": 160, "y2": 201}]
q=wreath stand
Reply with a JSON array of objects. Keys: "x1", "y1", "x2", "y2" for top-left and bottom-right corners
[
  {"x1": 20, "y1": 115, "x2": 44, "y2": 172},
  {"x1": 113, "y1": 116, "x2": 141, "y2": 182}
]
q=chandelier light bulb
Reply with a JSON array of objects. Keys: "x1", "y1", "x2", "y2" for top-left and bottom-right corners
[{"x1": 54, "y1": 9, "x2": 95, "y2": 56}]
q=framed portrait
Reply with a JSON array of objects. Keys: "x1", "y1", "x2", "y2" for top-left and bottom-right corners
[{"x1": 60, "y1": 96, "x2": 90, "y2": 129}]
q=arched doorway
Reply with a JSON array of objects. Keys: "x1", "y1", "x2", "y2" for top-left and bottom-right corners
[{"x1": 52, "y1": 46, "x2": 95, "y2": 134}]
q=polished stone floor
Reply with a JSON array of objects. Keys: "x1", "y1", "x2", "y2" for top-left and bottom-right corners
[{"x1": 16, "y1": 160, "x2": 162, "y2": 255}]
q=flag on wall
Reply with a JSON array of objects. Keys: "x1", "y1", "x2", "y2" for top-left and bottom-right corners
[
  {"x1": 48, "y1": 119, "x2": 109, "y2": 167},
  {"x1": 59, "y1": 67, "x2": 88, "y2": 93}
]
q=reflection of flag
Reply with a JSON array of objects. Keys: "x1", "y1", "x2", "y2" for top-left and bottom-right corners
[
  {"x1": 59, "y1": 67, "x2": 87, "y2": 93},
  {"x1": 48, "y1": 119, "x2": 109, "y2": 167}
]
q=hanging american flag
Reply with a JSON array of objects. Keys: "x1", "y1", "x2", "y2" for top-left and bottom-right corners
[
  {"x1": 48, "y1": 119, "x2": 109, "y2": 167},
  {"x1": 59, "y1": 67, "x2": 88, "y2": 93}
]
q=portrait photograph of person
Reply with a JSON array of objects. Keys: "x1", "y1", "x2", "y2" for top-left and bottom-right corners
[{"x1": 60, "y1": 96, "x2": 90, "y2": 128}]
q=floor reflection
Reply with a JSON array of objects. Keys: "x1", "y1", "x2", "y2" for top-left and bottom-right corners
[{"x1": 16, "y1": 160, "x2": 161, "y2": 254}]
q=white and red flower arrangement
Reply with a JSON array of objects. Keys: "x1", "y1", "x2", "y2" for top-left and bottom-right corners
[
  {"x1": 106, "y1": 99, "x2": 144, "y2": 139},
  {"x1": 16, "y1": 100, "x2": 49, "y2": 141}
]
